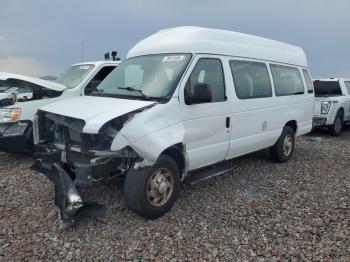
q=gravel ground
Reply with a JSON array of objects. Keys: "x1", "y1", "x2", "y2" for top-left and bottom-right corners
[{"x1": 0, "y1": 127, "x2": 349, "y2": 261}]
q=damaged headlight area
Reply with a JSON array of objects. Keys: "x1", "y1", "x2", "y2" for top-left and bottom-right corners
[
  {"x1": 34, "y1": 110, "x2": 140, "y2": 175},
  {"x1": 81, "y1": 114, "x2": 134, "y2": 152},
  {"x1": 32, "y1": 110, "x2": 141, "y2": 226}
]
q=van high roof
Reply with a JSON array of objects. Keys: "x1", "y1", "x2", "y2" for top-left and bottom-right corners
[{"x1": 127, "y1": 26, "x2": 307, "y2": 67}]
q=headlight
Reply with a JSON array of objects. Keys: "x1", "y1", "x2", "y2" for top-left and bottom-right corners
[
  {"x1": 321, "y1": 101, "x2": 331, "y2": 114},
  {"x1": 0, "y1": 108, "x2": 21, "y2": 123}
]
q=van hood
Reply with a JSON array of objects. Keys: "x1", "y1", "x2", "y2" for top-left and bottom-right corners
[
  {"x1": 0, "y1": 72, "x2": 66, "y2": 91},
  {"x1": 40, "y1": 96, "x2": 156, "y2": 133}
]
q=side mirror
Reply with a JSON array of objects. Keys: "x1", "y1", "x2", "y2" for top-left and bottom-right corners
[{"x1": 185, "y1": 83, "x2": 212, "y2": 105}]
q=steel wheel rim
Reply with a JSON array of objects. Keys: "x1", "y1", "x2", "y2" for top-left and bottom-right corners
[
  {"x1": 335, "y1": 117, "x2": 342, "y2": 133},
  {"x1": 283, "y1": 134, "x2": 293, "y2": 156},
  {"x1": 147, "y1": 168, "x2": 174, "y2": 207}
]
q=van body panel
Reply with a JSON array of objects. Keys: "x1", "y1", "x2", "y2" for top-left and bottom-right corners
[
  {"x1": 111, "y1": 99, "x2": 183, "y2": 152},
  {"x1": 177, "y1": 54, "x2": 231, "y2": 170}
]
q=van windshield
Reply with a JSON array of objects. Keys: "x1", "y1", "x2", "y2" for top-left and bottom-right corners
[
  {"x1": 91, "y1": 54, "x2": 191, "y2": 101},
  {"x1": 314, "y1": 81, "x2": 343, "y2": 97},
  {"x1": 55, "y1": 64, "x2": 94, "y2": 89}
]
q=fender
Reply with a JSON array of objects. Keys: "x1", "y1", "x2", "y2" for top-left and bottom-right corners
[{"x1": 111, "y1": 99, "x2": 184, "y2": 162}]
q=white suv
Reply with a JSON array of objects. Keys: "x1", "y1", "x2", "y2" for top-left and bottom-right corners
[
  {"x1": 313, "y1": 78, "x2": 350, "y2": 136},
  {"x1": 0, "y1": 60, "x2": 119, "y2": 152}
]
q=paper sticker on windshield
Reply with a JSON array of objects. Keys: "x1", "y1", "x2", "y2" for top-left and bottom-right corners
[{"x1": 163, "y1": 55, "x2": 185, "y2": 62}]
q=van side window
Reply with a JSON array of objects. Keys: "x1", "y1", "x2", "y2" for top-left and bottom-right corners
[
  {"x1": 302, "y1": 69, "x2": 314, "y2": 94},
  {"x1": 270, "y1": 65, "x2": 305, "y2": 96},
  {"x1": 345, "y1": 81, "x2": 350, "y2": 95},
  {"x1": 229, "y1": 60, "x2": 272, "y2": 99},
  {"x1": 84, "y1": 66, "x2": 116, "y2": 95},
  {"x1": 186, "y1": 58, "x2": 226, "y2": 102}
]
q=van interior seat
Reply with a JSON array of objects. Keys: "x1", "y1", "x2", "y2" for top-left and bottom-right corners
[
  {"x1": 203, "y1": 70, "x2": 224, "y2": 101},
  {"x1": 235, "y1": 74, "x2": 253, "y2": 98}
]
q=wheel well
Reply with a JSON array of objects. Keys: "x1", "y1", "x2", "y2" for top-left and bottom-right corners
[
  {"x1": 285, "y1": 120, "x2": 297, "y2": 134},
  {"x1": 338, "y1": 107, "x2": 344, "y2": 115},
  {"x1": 161, "y1": 144, "x2": 185, "y2": 174}
]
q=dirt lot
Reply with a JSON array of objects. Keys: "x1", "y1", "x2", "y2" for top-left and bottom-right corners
[{"x1": 0, "y1": 127, "x2": 349, "y2": 261}]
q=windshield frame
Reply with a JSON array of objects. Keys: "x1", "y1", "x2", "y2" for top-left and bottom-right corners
[
  {"x1": 55, "y1": 64, "x2": 95, "y2": 89},
  {"x1": 89, "y1": 53, "x2": 193, "y2": 103}
]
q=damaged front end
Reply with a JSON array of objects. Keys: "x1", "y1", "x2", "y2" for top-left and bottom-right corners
[{"x1": 31, "y1": 110, "x2": 140, "y2": 226}]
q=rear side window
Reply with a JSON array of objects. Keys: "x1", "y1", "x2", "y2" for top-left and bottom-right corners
[
  {"x1": 302, "y1": 69, "x2": 314, "y2": 94},
  {"x1": 270, "y1": 65, "x2": 305, "y2": 96},
  {"x1": 186, "y1": 58, "x2": 226, "y2": 102},
  {"x1": 313, "y1": 81, "x2": 342, "y2": 96},
  {"x1": 345, "y1": 81, "x2": 350, "y2": 95},
  {"x1": 230, "y1": 60, "x2": 272, "y2": 99}
]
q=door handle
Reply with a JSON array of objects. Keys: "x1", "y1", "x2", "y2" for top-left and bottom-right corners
[{"x1": 226, "y1": 117, "x2": 230, "y2": 128}]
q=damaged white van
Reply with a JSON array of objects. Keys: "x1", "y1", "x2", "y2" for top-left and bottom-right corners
[
  {"x1": 31, "y1": 27, "x2": 314, "y2": 225},
  {"x1": 0, "y1": 60, "x2": 119, "y2": 152}
]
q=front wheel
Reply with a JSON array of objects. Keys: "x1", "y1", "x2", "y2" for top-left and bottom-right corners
[
  {"x1": 270, "y1": 126, "x2": 295, "y2": 163},
  {"x1": 329, "y1": 111, "x2": 343, "y2": 136},
  {"x1": 124, "y1": 155, "x2": 180, "y2": 219}
]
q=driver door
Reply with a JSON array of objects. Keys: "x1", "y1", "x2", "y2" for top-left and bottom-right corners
[{"x1": 179, "y1": 55, "x2": 231, "y2": 170}]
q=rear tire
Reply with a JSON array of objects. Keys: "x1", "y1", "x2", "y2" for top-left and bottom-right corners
[
  {"x1": 329, "y1": 111, "x2": 343, "y2": 136},
  {"x1": 270, "y1": 126, "x2": 295, "y2": 163},
  {"x1": 124, "y1": 155, "x2": 180, "y2": 219}
]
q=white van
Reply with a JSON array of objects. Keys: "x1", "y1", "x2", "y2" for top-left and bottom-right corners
[
  {"x1": 32, "y1": 27, "x2": 314, "y2": 225},
  {"x1": 0, "y1": 60, "x2": 119, "y2": 152}
]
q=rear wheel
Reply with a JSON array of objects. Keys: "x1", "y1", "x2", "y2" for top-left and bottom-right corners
[
  {"x1": 124, "y1": 155, "x2": 180, "y2": 219},
  {"x1": 329, "y1": 111, "x2": 343, "y2": 136},
  {"x1": 270, "y1": 126, "x2": 295, "y2": 163}
]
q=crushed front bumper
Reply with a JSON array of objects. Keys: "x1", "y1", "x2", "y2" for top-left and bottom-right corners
[
  {"x1": 31, "y1": 150, "x2": 106, "y2": 226},
  {"x1": 0, "y1": 122, "x2": 33, "y2": 153}
]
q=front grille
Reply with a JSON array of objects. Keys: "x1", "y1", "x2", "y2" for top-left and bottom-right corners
[
  {"x1": 37, "y1": 111, "x2": 112, "y2": 152},
  {"x1": 37, "y1": 111, "x2": 85, "y2": 148}
]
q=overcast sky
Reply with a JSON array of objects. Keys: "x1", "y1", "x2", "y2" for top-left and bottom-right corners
[{"x1": 0, "y1": 0, "x2": 349, "y2": 78}]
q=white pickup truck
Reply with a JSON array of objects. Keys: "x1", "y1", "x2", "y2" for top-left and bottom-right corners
[
  {"x1": 0, "y1": 60, "x2": 119, "y2": 152},
  {"x1": 313, "y1": 78, "x2": 350, "y2": 136}
]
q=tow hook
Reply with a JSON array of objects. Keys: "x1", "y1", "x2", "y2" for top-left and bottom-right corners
[{"x1": 31, "y1": 162, "x2": 106, "y2": 227}]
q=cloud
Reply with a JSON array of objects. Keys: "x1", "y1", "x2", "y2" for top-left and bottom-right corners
[
  {"x1": 0, "y1": 0, "x2": 349, "y2": 77},
  {"x1": 0, "y1": 57, "x2": 52, "y2": 77}
]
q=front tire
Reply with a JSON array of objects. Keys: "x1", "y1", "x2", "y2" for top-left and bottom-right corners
[
  {"x1": 124, "y1": 155, "x2": 180, "y2": 219},
  {"x1": 270, "y1": 126, "x2": 295, "y2": 163},
  {"x1": 329, "y1": 111, "x2": 343, "y2": 136}
]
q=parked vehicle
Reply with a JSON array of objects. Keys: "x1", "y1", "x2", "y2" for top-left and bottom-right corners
[
  {"x1": 313, "y1": 78, "x2": 350, "y2": 136},
  {"x1": 0, "y1": 60, "x2": 119, "y2": 152},
  {"x1": 0, "y1": 86, "x2": 34, "y2": 101},
  {"x1": 31, "y1": 26, "x2": 314, "y2": 225}
]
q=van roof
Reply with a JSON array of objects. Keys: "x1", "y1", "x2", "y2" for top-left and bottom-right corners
[{"x1": 127, "y1": 26, "x2": 308, "y2": 67}]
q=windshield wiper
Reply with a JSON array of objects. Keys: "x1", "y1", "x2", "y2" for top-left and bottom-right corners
[{"x1": 117, "y1": 86, "x2": 150, "y2": 100}]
